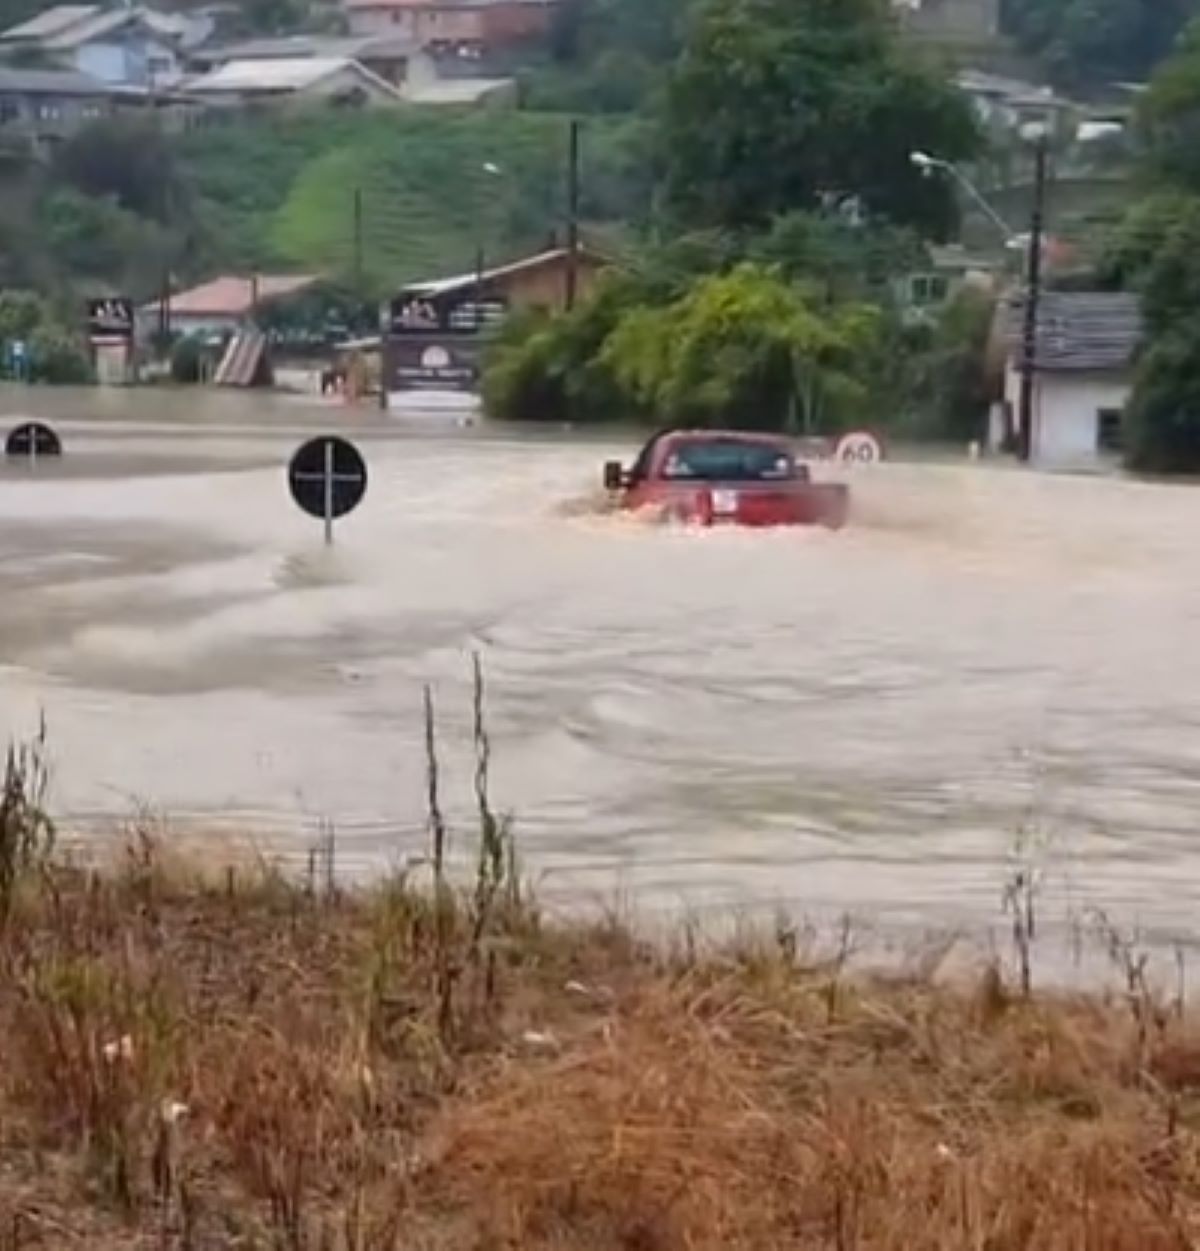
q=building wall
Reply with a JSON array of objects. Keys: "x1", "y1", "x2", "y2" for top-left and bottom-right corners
[
  {"x1": 73, "y1": 36, "x2": 179, "y2": 86},
  {"x1": 347, "y1": 1, "x2": 548, "y2": 45},
  {"x1": 0, "y1": 90, "x2": 111, "y2": 143},
  {"x1": 498, "y1": 257, "x2": 603, "y2": 312},
  {"x1": 347, "y1": 5, "x2": 488, "y2": 42},
  {"x1": 1003, "y1": 365, "x2": 1130, "y2": 467},
  {"x1": 481, "y1": 2, "x2": 552, "y2": 43}
]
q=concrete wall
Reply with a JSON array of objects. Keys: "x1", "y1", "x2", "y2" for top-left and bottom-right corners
[{"x1": 1003, "y1": 364, "x2": 1130, "y2": 468}]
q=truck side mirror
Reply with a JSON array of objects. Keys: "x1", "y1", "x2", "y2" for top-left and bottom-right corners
[{"x1": 603, "y1": 461, "x2": 625, "y2": 491}]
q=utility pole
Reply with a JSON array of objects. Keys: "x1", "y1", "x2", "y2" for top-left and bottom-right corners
[
  {"x1": 1017, "y1": 134, "x2": 1048, "y2": 465},
  {"x1": 474, "y1": 243, "x2": 485, "y2": 329},
  {"x1": 352, "y1": 187, "x2": 364, "y2": 296},
  {"x1": 565, "y1": 118, "x2": 580, "y2": 312}
]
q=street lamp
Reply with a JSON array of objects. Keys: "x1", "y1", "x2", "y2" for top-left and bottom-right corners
[
  {"x1": 909, "y1": 150, "x2": 1017, "y2": 244},
  {"x1": 911, "y1": 145, "x2": 1045, "y2": 463}
]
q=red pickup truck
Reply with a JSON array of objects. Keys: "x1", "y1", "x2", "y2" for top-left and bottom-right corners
[{"x1": 603, "y1": 430, "x2": 849, "y2": 529}]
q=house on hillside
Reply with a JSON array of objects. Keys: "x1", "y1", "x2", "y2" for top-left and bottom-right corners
[
  {"x1": 0, "y1": 5, "x2": 212, "y2": 88},
  {"x1": 956, "y1": 69, "x2": 1073, "y2": 138},
  {"x1": 996, "y1": 291, "x2": 1142, "y2": 468},
  {"x1": 184, "y1": 57, "x2": 405, "y2": 109},
  {"x1": 0, "y1": 66, "x2": 116, "y2": 149},
  {"x1": 342, "y1": 0, "x2": 556, "y2": 53},
  {"x1": 185, "y1": 35, "x2": 516, "y2": 103},
  {"x1": 185, "y1": 33, "x2": 418, "y2": 86},
  {"x1": 898, "y1": 244, "x2": 1001, "y2": 323}
]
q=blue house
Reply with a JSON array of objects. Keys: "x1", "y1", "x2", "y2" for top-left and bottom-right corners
[{"x1": 0, "y1": 5, "x2": 212, "y2": 88}]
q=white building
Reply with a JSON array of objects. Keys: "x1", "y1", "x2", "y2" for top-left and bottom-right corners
[{"x1": 997, "y1": 291, "x2": 1142, "y2": 469}]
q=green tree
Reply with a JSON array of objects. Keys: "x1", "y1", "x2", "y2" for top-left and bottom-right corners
[
  {"x1": 1125, "y1": 324, "x2": 1200, "y2": 471},
  {"x1": 52, "y1": 118, "x2": 181, "y2": 223},
  {"x1": 482, "y1": 274, "x2": 641, "y2": 423},
  {"x1": 531, "y1": 0, "x2": 691, "y2": 112},
  {"x1": 0, "y1": 290, "x2": 44, "y2": 342},
  {"x1": 28, "y1": 324, "x2": 91, "y2": 384},
  {"x1": 1002, "y1": 0, "x2": 1196, "y2": 89},
  {"x1": 1118, "y1": 197, "x2": 1200, "y2": 470},
  {"x1": 660, "y1": 0, "x2": 979, "y2": 237},
  {"x1": 1139, "y1": 21, "x2": 1200, "y2": 192},
  {"x1": 904, "y1": 287, "x2": 997, "y2": 441},
  {"x1": 602, "y1": 264, "x2": 879, "y2": 431}
]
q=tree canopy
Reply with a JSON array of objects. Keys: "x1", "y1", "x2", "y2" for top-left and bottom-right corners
[
  {"x1": 1001, "y1": 0, "x2": 1196, "y2": 89},
  {"x1": 660, "y1": 0, "x2": 979, "y2": 239},
  {"x1": 1106, "y1": 27, "x2": 1200, "y2": 471}
]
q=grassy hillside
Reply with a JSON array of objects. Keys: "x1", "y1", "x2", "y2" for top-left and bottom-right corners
[
  {"x1": 179, "y1": 108, "x2": 651, "y2": 293},
  {"x1": 0, "y1": 105, "x2": 651, "y2": 302}
]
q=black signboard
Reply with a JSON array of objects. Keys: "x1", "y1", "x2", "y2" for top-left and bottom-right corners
[
  {"x1": 387, "y1": 290, "x2": 506, "y2": 337},
  {"x1": 5, "y1": 422, "x2": 62, "y2": 459},
  {"x1": 384, "y1": 335, "x2": 479, "y2": 393},
  {"x1": 287, "y1": 436, "x2": 368, "y2": 522},
  {"x1": 87, "y1": 297, "x2": 134, "y2": 340}
]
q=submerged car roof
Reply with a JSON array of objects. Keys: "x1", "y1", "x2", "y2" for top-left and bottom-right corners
[{"x1": 656, "y1": 429, "x2": 792, "y2": 446}]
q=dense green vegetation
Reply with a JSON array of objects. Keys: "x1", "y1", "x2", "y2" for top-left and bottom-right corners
[
  {"x1": 1001, "y1": 0, "x2": 1198, "y2": 89},
  {"x1": 0, "y1": 108, "x2": 650, "y2": 303},
  {"x1": 0, "y1": 290, "x2": 91, "y2": 382},
  {"x1": 661, "y1": 0, "x2": 976, "y2": 238},
  {"x1": 1100, "y1": 23, "x2": 1200, "y2": 471},
  {"x1": 484, "y1": 0, "x2": 987, "y2": 437}
]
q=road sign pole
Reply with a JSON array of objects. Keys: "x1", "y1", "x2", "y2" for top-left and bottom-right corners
[
  {"x1": 288, "y1": 435, "x2": 367, "y2": 535},
  {"x1": 323, "y1": 438, "x2": 334, "y2": 545}
]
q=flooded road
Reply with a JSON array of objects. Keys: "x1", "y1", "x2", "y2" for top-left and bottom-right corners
[{"x1": 3, "y1": 384, "x2": 1200, "y2": 945}]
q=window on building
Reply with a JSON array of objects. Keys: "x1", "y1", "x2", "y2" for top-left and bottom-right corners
[
  {"x1": 1097, "y1": 407, "x2": 1123, "y2": 453},
  {"x1": 0, "y1": 98, "x2": 18, "y2": 124},
  {"x1": 909, "y1": 273, "x2": 950, "y2": 307},
  {"x1": 37, "y1": 102, "x2": 61, "y2": 121}
]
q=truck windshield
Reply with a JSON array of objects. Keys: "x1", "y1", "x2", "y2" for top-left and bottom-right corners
[{"x1": 661, "y1": 441, "x2": 796, "y2": 482}]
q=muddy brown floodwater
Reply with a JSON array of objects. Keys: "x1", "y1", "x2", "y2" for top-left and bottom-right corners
[{"x1": 3, "y1": 384, "x2": 1200, "y2": 953}]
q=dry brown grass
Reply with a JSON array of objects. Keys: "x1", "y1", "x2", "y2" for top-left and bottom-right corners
[
  {"x1": 3, "y1": 697, "x2": 1200, "y2": 1247},
  {"x1": 0, "y1": 850, "x2": 1198, "y2": 1250}
]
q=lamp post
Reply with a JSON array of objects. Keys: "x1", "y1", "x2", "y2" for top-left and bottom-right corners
[
  {"x1": 911, "y1": 140, "x2": 1049, "y2": 463},
  {"x1": 484, "y1": 121, "x2": 583, "y2": 315}
]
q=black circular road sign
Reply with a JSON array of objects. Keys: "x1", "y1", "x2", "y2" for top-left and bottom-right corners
[
  {"x1": 5, "y1": 422, "x2": 62, "y2": 458},
  {"x1": 287, "y1": 435, "x2": 368, "y2": 521}
]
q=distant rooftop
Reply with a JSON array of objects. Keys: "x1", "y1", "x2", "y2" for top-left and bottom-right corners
[
  {"x1": 0, "y1": 3, "x2": 211, "y2": 48},
  {"x1": 185, "y1": 55, "x2": 402, "y2": 97},
  {"x1": 189, "y1": 32, "x2": 418, "y2": 65},
  {"x1": 0, "y1": 4, "x2": 96, "y2": 41},
  {"x1": 1004, "y1": 291, "x2": 1142, "y2": 372},
  {"x1": 402, "y1": 246, "x2": 606, "y2": 298},
  {"x1": 140, "y1": 274, "x2": 322, "y2": 318},
  {"x1": 0, "y1": 65, "x2": 115, "y2": 94}
]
